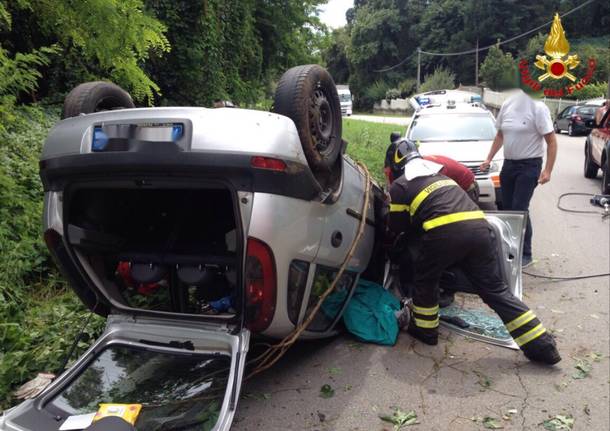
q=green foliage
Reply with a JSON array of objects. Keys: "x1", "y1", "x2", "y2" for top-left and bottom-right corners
[
  {"x1": 323, "y1": 27, "x2": 351, "y2": 84},
  {"x1": 357, "y1": 80, "x2": 390, "y2": 110},
  {"x1": 419, "y1": 67, "x2": 456, "y2": 93},
  {"x1": 0, "y1": 106, "x2": 105, "y2": 409},
  {"x1": 343, "y1": 118, "x2": 407, "y2": 184},
  {"x1": 385, "y1": 88, "x2": 401, "y2": 101},
  {"x1": 3, "y1": 0, "x2": 169, "y2": 104},
  {"x1": 479, "y1": 45, "x2": 517, "y2": 91},
  {"x1": 569, "y1": 82, "x2": 608, "y2": 100},
  {"x1": 398, "y1": 78, "x2": 417, "y2": 98}
]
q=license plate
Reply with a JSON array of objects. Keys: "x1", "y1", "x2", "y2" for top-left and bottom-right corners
[{"x1": 135, "y1": 123, "x2": 183, "y2": 142}]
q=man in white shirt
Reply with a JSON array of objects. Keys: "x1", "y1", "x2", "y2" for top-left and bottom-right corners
[{"x1": 481, "y1": 90, "x2": 558, "y2": 267}]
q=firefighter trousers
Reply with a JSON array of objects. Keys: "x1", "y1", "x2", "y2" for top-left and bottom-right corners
[{"x1": 411, "y1": 220, "x2": 550, "y2": 351}]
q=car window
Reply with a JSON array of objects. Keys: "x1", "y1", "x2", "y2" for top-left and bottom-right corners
[
  {"x1": 339, "y1": 93, "x2": 351, "y2": 103},
  {"x1": 48, "y1": 345, "x2": 230, "y2": 430},
  {"x1": 577, "y1": 107, "x2": 595, "y2": 115},
  {"x1": 559, "y1": 107, "x2": 569, "y2": 118},
  {"x1": 408, "y1": 114, "x2": 496, "y2": 142}
]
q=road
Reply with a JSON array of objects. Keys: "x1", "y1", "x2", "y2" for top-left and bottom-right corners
[{"x1": 234, "y1": 133, "x2": 609, "y2": 431}]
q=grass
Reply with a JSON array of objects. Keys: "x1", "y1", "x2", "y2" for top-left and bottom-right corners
[{"x1": 343, "y1": 118, "x2": 407, "y2": 184}]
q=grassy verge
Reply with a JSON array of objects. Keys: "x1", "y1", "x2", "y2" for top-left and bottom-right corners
[{"x1": 343, "y1": 118, "x2": 407, "y2": 184}]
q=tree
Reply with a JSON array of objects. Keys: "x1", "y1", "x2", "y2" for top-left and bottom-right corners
[
  {"x1": 322, "y1": 27, "x2": 351, "y2": 84},
  {"x1": 419, "y1": 67, "x2": 456, "y2": 93},
  {"x1": 479, "y1": 45, "x2": 517, "y2": 91},
  {"x1": 2, "y1": 0, "x2": 169, "y2": 104}
]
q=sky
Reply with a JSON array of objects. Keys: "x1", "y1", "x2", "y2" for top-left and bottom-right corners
[{"x1": 319, "y1": 0, "x2": 353, "y2": 29}]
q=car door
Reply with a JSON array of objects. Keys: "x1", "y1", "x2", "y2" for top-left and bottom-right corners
[
  {"x1": 438, "y1": 211, "x2": 526, "y2": 349},
  {"x1": 557, "y1": 106, "x2": 571, "y2": 130},
  {"x1": 590, "y1": 109, "x2": 610, "y2": 166},
  {"x1": 2, "y1": 316, "x2": 249, "y2": 431}
]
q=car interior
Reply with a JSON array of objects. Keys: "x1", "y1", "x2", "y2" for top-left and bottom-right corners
[{"x1": 64, "y1": 184, "x2": 240, "y2": 317}]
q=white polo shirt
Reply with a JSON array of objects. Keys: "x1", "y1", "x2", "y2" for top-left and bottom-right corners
[{"x1": 496, "y1": 90, "x2": 553, "y2": 160}]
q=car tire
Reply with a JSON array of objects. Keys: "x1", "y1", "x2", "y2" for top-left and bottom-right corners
[
  {"x1": 602, "y1": 158, "x2": 610, "y2": 194},
  {"x1": 62, "y1": 81, "x2": 135, "y2": 119},
  {"x1": 273, "y1": 65, "x2": 342, "y2": 172},
  {"x1": 554, "y1": 122, "x2": 560, "y2": 133},
  {"x1": 568, "y1": 123, "x2": 575, "y2": 136},
  {"x1": 584, "y1": 141, "x2": 598, "y2": 179}
]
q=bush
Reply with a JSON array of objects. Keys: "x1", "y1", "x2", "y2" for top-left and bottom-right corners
[
  {"x1": 398, "y1": 78, "x2": 417, "y2": 98},
  {"x1": 0, "y1": 105, "x2": 104, "y2": 409},
  {"x1": 568, "y1": 82, "x2": 608, "y2": 100},
  {"x1": 385, "y1": 88, "x2": 401, "y2": 101},
  {"x1": 479, "y1": 44, "x2": 517, "y2": 91},
  {"x1": 419, "y1": 67, "x2": 456, "y2": 93}
]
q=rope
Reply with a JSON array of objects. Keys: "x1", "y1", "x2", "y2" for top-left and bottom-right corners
[{"x1": 246, "y1": 162, "x2": 372, "y2": 380}]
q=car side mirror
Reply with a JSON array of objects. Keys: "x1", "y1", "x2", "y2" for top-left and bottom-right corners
[{"x1": 390, "y1": 132, "x2": 401, "y2": 143}]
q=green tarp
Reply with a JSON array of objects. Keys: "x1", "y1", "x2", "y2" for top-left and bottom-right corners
[{"x1": 322, "y1": 279, "x2": 400, "y2": 346}]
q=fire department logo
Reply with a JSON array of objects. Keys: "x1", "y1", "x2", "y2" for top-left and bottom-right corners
[
  {"x1": 519, "y1": 13, "x2": 597, "y2": 97},
  {"x1": 534, "y1": 13, "x2": 579, "y2": 82}
]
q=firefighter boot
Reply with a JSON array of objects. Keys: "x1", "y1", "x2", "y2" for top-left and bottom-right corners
[
  {"x1": 406, "y1": 322, "x2": 438, "y2": 346},
  {"x1": 520, "y1": 332, "x2": 561, "y2": 365}
]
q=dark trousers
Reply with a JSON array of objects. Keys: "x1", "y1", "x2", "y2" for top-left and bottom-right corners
[
  {"x1": 412, "y1": 221, "x2": 550, "y2": 350},
  {"x1": 500, "y1": 158, "x2": 542, "y2": 258}
]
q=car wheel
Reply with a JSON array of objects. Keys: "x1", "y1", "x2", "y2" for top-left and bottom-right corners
[
  {"x1": 273, "y1": 65, "x2": 342, "y2": 172},
  {"x1": 584, "y1": 141, "x2": 599, "y2": 179},
  {"x1": 62, "y1": 81, "x2": 135, "y2": 119},
  {"x1": 568, "y1": 123, "x2": 575, "y2": 136},
  {"x1": 603, "y1": 159, "x2": 610, "y2": 194},
  {"x1": 553, "y1": 122, "x2": 560, "y2": 133}
]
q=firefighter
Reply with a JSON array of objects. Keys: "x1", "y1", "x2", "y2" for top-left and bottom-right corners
[
  {"x1": 384, "y1": 136, "x2": 479, "y2": 204},
  {"x1": 387, "y1": 139, "x2": 561, "y2": 365}
]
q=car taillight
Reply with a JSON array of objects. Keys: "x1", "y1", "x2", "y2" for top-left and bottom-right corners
[
  {"x1": 251, "y1": 156, "x2": 287, "y2": 172},
  {"x1": 245, "y1": 237, "x2": 277, "y2": 332}
]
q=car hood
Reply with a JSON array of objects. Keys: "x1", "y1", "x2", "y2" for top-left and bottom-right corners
[{"x1": 417, "y1": 140, "x2": 503, "y2": 163}]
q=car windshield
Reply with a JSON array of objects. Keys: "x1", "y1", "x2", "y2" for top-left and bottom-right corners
[
  {"x1": 339, "y1": 93, "x2": 351, "y2": 103},
  {"x1": 408, "y1": 114, "x2": 496, "y2": 142},
  {"x1": 48, "y1": 345, "x2": 230, "y2": 431}
]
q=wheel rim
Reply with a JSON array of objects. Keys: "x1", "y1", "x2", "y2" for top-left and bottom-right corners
[
  {"x1": 568, "y1": 125, "x2": 573, "y2": 135},
  {"x1": 309, "y1": 88, "x2": 334, "y2": 154}
]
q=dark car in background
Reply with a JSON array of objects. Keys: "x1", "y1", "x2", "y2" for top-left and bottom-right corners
[{"x1": 554, "y1": 105, "x2": 597, "y2": 136}]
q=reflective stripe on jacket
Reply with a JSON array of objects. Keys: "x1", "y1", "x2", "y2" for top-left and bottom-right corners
[{"x1": 388, "y1": 173, "x2": 485, "y2": 234}]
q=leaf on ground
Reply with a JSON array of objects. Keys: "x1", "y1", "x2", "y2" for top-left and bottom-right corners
[
  {"x1": 474, "y1": 371, "x2": 493, "y2": 389},
  {"x1": 379, "y1": 408, "x2": 418, "y2": 430},
  {"x1": 328, "y1": 367, "x2": 342, "y2": 376},
  {"x1": 542, "y1": 415, "x2": 574, "y2": 430},
  {"x1": 319, "y1": 384, "x2": 335, "y2": 399},
  {"x1": 572, "y1": 359, "x2": 592, "y2": 379},
  {"x1": 583, "y1": 404, "x2": 590, "y2": 416},
  {"x1": 587, "y1": 352, "x2": 602, "y2": 362},
  {"x1": 347, "y1": 341, "x2": 364, "y2": 350},
  {"x1": 483, "y1": 416, "x2": 504, "y2": 429},
  {"x1": 344, "y1": 384, "x2": 352, "y2": 391},
  {"x1": 554, "y1": 381, "x2": 568, "y2": 391}
]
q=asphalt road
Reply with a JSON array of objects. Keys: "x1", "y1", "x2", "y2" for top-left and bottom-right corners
[{"x1": 234, "y1": 133, "x2": 610, "y2": 431}]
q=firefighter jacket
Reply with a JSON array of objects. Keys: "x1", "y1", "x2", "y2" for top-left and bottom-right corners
[{"x1": 388, "y1": 173, "x2": 484, "y2": 236}]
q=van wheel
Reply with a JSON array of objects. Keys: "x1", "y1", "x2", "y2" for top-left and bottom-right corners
[
  {"x1": 62, "y1": 81, "x2": 135, "y2": 119},
  {"x1": 273, "y1": 65, "x2": 342, "y2": 172},
  {"x1": 584, "y1": 142, "x2": 598, "y2": 179}
]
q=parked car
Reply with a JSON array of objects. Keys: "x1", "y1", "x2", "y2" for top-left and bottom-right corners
[
  {"x1": 404, "y1": 101, "x2": 503, "y2": 208},
  {"x1": 337, "y1": 85, "x2": 352, "y2": 116},
  {"x1": 0, "y1": 67, "x2": 527, "y2": 431},
  {"x1": 584, "y1": 105, "x2": 610, "y2": 193},
  {"x1": 554, "y1": 104, "x2": 597, "y2": 136}
]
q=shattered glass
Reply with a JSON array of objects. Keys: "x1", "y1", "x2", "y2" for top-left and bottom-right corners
[{"x1": 440, "y1": 304, "x2": 512, "y2": 341}]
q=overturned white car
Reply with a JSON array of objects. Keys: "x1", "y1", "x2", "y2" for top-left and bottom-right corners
[{"x1": 1, "y1": 66, "x2": 526, "y2": 431}]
